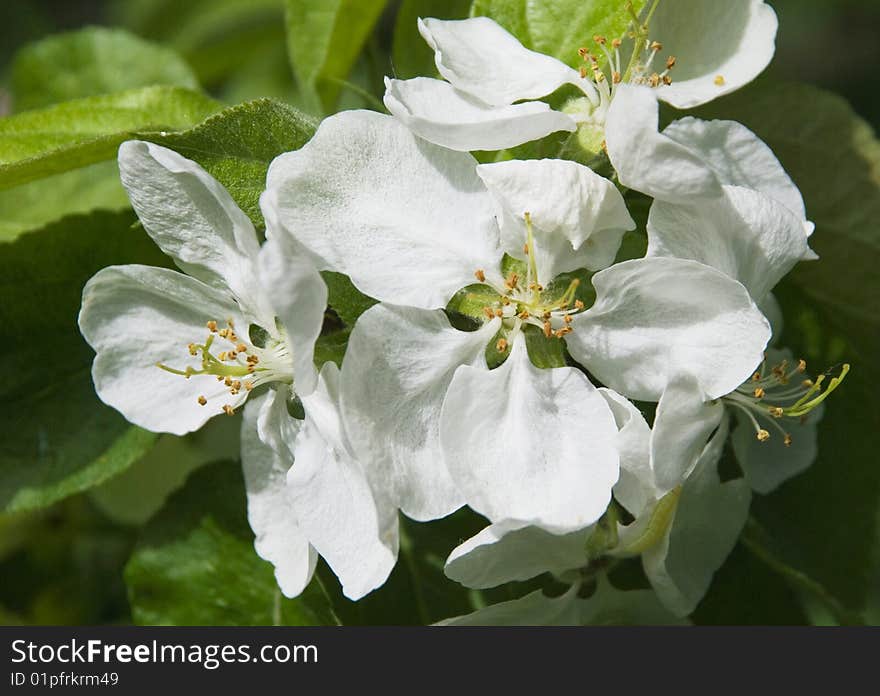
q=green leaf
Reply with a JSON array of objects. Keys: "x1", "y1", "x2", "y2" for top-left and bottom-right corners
[
  {"x1": 313, "y1": 328, "x2": 351, "y2": 368},
  {"x1": 0, "y1": 210, "x2": 171, "y2": 513},
  {"x1": 0, "y1": 86, "x2": 221, "y2": 189},
  {"x1": 143, "y1": 99, "x2": 317, "y2": 227},
  {"x1": 125, "y1": 461, "x2": 339, "y2": 625},
  {"x1": 285, "y1": 0, "x2": 390, "y2": 112},
  {"x1": 470, "y1": 0, "x2": 647, "y2": 69},
  {"x1": 10, "y1": 27, "x2": 199, "y2": 112},
  {"x1": 320, "y1": 271, "x2": 378, "y2": 326},
  {"x1": 392, "y1": 0, "x2": 472, "y2": 79},
  {"x1": 694, "y1": 81, "x2": 880, "y2": 617},
  {"x1": 524, "y1": 325, "x2": 567, "y2": 368},
  {"x1": 0, "y1": 161, "x2": 129, "y2": 243}
]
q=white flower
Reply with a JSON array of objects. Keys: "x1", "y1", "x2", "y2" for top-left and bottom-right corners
[
  {"x1": 384, "y1": 3, "x2": 777, "y2": 152},
  {"x1": 78, "y1": 141, "x2": 395, "y2": 600},
  {"x1": 443, "y1": 390, "x2": 751, "y2": 619},
  {"x1": 262, "y1": 109, "x2": 771, "y2": 534}
]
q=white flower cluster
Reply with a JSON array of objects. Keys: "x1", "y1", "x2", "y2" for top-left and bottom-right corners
[{"x1": 78, "y1": 1, "x2": 848, "y2": 623}]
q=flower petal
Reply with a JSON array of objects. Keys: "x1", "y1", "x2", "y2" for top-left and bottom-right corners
[
  {"x1": 257, "y1": 228, "x2": 327, "y2": 398},
  {"x1": 568, "y1": 258, "x2": 770, "y2": 401},
  {"x1": 476, "y1": 159, "x2": 634, "y2": 279},
  {"x1": 438, "y1": 578, "x2": 686, "y2": 625},
  {"x1": 651, "y1": 0, "x2": 777, "y2": 109},
  {"x1": 643, "y1": 416, "x2": 751, "y2": 617},
  {"x1": 445, "y1": 520, "x2": 589, "y2": 589},
  {"x1": 605, "y1": 85, "x2": 722, "y2": 203},
  {"x1": 79, "y1": 265, "x2": 248, "y2": 436},
  {"x1": 419, "y1": 17, "x2": 588, "y2": 106},
  {"x1": 598, "y1": 389, "x2": 654, "y2": 518},
  {"x1": 291, "y1": 363, "x2": 398, "y2": 600},
  {"x1": 241, "y1": 389, "x2": 316, "y2": 598},
  {"x1": 661, "y1": 117, "x2": 808, "y2": 225},
  {"x1": 341, "y1": 303, "x2": 501, "y2": 521},
  {"x1": 262, "y1": 110, "x2": 502, "y2": 309},
  {"x1": 441, "y1": 334, "x2": 619, "y2": 533},
  {"x1": 117, "y1": 141, "x2": 273, "y2": 328},
  {"x1": 384, "y1": 76, "x2": 576, "y2": 152},
  {"x1": 647, "y1": 185, "x2": 811, "y2": 302},
  {"x1": 651, "y1": 374, "x2": 725, "y2": 493}
]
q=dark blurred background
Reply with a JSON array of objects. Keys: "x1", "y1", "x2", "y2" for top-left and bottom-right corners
[{"x1": 2, "y1": 0, "x2": 878, "y2": 126}]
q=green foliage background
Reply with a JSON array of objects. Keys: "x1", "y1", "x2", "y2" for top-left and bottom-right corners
[{"x1": 0, "y1": 0, "x2": 877, "y2": 625}]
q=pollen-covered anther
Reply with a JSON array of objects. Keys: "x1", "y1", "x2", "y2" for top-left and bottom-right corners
[
  {"x1": 578, "y1": 47, "x2": 589, "y2": 58},
  {"x1": 802, "y1": 379, "x2": 813, "y2": 387},
  {"x1": 593, "y1": 34, "x2": 606, "y2": 45},
  {"x1": 206, "y1": 320, "x2": 218, "y2": 332},
  {"x1": 504, "y1": 272, "x2": 519, "y2": 290},
  {"x1": 649, "y1": 73, "x2": 660, "y2": 87},
  {"x1": 714, "y1": 75, "x2": 725, "y2": 86},
  {"x1": 474, "y1": 269, "x2": 486, "y2": 283},
  {"x1": 244, "y1": 381, "x2": 254, "y2": 391},
  {"x1": 611, "y1": 38, "x2": 622, "y2": 49},
  {"x1": 543, "y1": 321, "x2": 552, "y2": 338},
  {"x1": 783, "y1": 433, "x2": 793, "y2": 447},
  {"x1": 236, "y1": 343, "x2": 247, "y2": 353},
  {"x1": 768, "y1": 406, "x2": 784, "y2": 418},
  {"x1": 753, "y1": 387, "x2": 765, "y2": 399},
  {"x1": 650, "y1": 41, "x2": 662, "y2": 51},
  {"x1": 217, "y1": 351, "x2": 229, "y2": 361},
  {"x1": 563, "y1": 314, "x2": 573, "y2": 324},
  {"x1": 197, "y1": 395, "x2": 207, "y2": 406},
  {"x1": 224, "y1": 376, "x2": 233, "y2": 387},
  {"x1": 662, "y1": 75, "x2": 672, "y2": 85},
  {"x1": 496, "y1": 338, "x2": 508, "y2": 353},
  {"x1": 666, "y1": 55, "x2": 676, "y2": 69},
  {"x1": 523, "y1": 243, "x2": 530, "y2": 254},
  {"x1": 574, "y1": 299, "x2": 585, "y2": 310},
  {"x1": 218, "y1": 328, "x2": 231, "y2": 339},
  {"x1": 517, "y1": 310, "x2": 530, "y2": 320},
  {"x1": 756, "y1": 429, "x2": 770, "y2": 442},
  {"x1": 580, "y1": 66, "x2": 589, "y2": 79},
  {"x1": 612, "y1": 71, "x2": 622, "y2": 83},
  {"x1": 222, "y1": 404, "x2": 235, "y2": 416},
  {"x1": 188, "y1": 343, "x2": 198, "y2": 356},
  {"x1": 797, "y1": 359, "x2": 807, "y2": 373},
  {"x1": 494, "y1": 308, "x2": 504, "y2": 318},
  {"x1": 247, "y1": 355, "x2": 259, "y2": 365}
]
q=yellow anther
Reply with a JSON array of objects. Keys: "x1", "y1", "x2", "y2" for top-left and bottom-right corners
[
  {"x1": 247, "y1": 355, "x2": 260, "y2": 365},
  {"x1": 543, "y1": 321, "x2": 552, "y2": 338},
  {"x1": 756, "y1": 429, "x2": 770, "y2": 442},
  {"x1": 483, "y1": 307, "x2": 495, "y2": 320},
  {"x1": 594, "y1": 34, "x2": 607, "y2": 45},
  {"x1": 666, "y1": 55, "x2": 676, "y2": 69},
  {"x1": 563, "y1": 314, "x2": 573, "y2": 324},
  {"x1": 236, "y1": 343, "x2": 247, "y2": 353},
  {"x1": 197, "y1": 395, "x2": 207, "y2": 406},
  {"x1": 223, "y1": 404, "x2": 235, "y2": 416},
  {"x1": 768, "y1": 406, "x2": 784, "y2": 418},
  {"x1": 714, "y1": 75, "x2": 725, "y2": 86},
  {"x1": 783, "y1": 433, "x2": 793, "y2": 447},
  {"x1": 518, "y1": 310, "x2": 530, "y2": 320},
  {"x1": 216, "y1": 375, "x2": 224, "y2": 382},
  {"x1": 523, "y1": 243, "x2": 530, "y2": 254},
  {"x1": 217, "y1": 351, "x2": 228, "y2": 361},
  {"x1": 802, "y1": 379, "x2": 814, "y2": 387},
  {"x1": 612, "y1": 71, "x2": 621, "y2": 83},
  {"x1": 474, "y1": 269, "x2": 486, "y2": 283},
  {"x1": 611, "y1": 38, "x2": 622, "y2": 48},
  {"x1": 574, "y1": 299, "x2": 585, "y2": 310},
  {"x1": 649, "y1": 72, "x2": 660, "y2": 87},
  {"x1": 504, "y1": 272, "x2": 519, "y2": 290},
  {"x1": 752, "y1": 371, "x2": 762, "y2": 382},
  {"x1": 662, "y1": 75, "x2": 672, "y2": 85},
  {"x1": 494, "y1": 308, "x2": 504, "y2": 318},
  {"x1": 797, "y1": 359, "x2": 807, "y2": 373},
  {"x1": 219, "y1": 328, "x2": 231, "y2": 339},
  {"x1": 188, "y1": 343, "x2": 198, "y2": 356},
  {"x1": 579, "y1": 66, "x2": 588, "y2": 79},
  {"x1": 206, "y1": 320, "x2": 218, "y2": 332},
  {"x1": 650, "y1": 41, "x2": 662, "y2": 51},
  {"x1": 578, "y1": 47, "x2": 589, "y2": 58},
  {"x1": 753, "y1": 387, "x2": 765, "y2": 399},
  {"x1": 232, "y1": 380, "x2": 242, "y2": 391},
  {"x1": 244, "y1": 381, "x2": 254, "y2": 391},
  {"x1": 224, "y1": 376, "x2": 233, "y2": 387},
  {"x1": 496, "y1": 338, "x2": 508, "y2": 353}
]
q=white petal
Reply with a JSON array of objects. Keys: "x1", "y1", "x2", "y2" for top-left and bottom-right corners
[
  {"x1": 644, "y1": 417, "x2": 752, "y2": 617},
  {"x1": 241, "y1": 389, "x2": 316, "y2": 598},
  {"x1": 383, "y1": 77, "x2": 577, "y2": 152},
  {"x1": 568, "y1": 258, "x2": 770, "y2": 401},
  {"x1": 598, "y1": 389, "x2": 654, "y2": 518},
  {"x1": 419, "y1": 17, "x2": 588, "y2": 106},
  {"x1": 117, "y1": 141, "x2": 273, "y2": 328},
  {"x1": 476, "y1": 159, "x2": 634, "y2": 280},
  {"x1": 441, "y1": 334, "x2": 619, "y2": 533},
  {"x1": 438, "y1": 579, "x2": 686, "y2": 625},
  {"x1": 605, "y1": 85, "x2": 721, "y2": 203},
  {"x1": 291, "y1": 363, "x2": 398, "y2": 600},
  {"x1": 651, "y1": 0, "x2": 778, "y2": 109},
  {"x1": 662, "y1": 117, "x2": 808, "y2": 222},
  {"x1": 341, "y1": 303, "x2": 501, "y2": 521},
  {"x1": 445, "y1": 520, "x2": 589, "y2": 589},
  {"x1": 257, "y1": 230, "x2": 327, "y2": 398},
  {"x1": 647, "y1": 185, "x2": 811, "y2": 302},
  {"x1": 262, "y1": 110, "x2": 502, "y2": 309},
  {"x1": 79, "y1": 265, "x2": 248, "y2": 436},
  {"x1": 651, "y1": 374, "x2": 725, "y2": 493}
]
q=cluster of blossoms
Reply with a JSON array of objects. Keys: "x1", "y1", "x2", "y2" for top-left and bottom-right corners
[{"x1": 78, "y1": 1, "x2": 847, "y2": 623}]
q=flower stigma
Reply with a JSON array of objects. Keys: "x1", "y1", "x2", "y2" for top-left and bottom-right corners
[
  {"x1": 721, "y1": 357, "x2": 850, "y2": 446},
  {"x1": 157, "y1": 318, "x2": 294, "y2": 415}
]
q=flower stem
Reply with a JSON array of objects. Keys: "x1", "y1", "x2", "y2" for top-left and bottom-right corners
[{"x1": 740, "y1": 518, "x2": 864, "y2": 626}]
